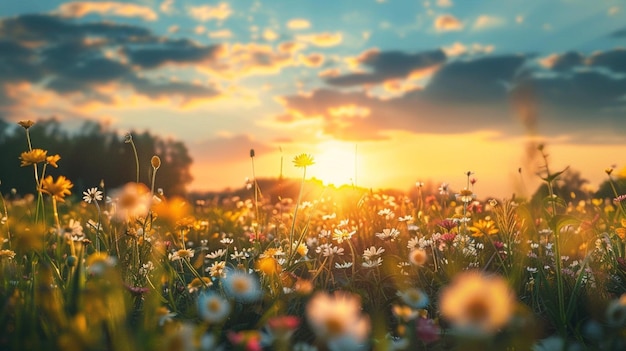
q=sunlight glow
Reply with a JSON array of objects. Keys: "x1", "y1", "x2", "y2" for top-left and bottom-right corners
[{"x1": 309, "y1": 140, "x2": 359, "y2": 187}]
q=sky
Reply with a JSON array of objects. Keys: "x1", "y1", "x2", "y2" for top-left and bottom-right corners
[{"x1": 1, "y1": 0, "x2": 626, "y2": 198}]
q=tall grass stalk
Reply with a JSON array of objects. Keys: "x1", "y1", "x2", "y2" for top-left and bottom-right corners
[{"x1": 125, "y1": 132, "x2": 140, "y2": 183}]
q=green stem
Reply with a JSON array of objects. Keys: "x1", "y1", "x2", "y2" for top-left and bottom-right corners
[{"x1": 288, "y1": 167, "x2": 306, "y2": 258}]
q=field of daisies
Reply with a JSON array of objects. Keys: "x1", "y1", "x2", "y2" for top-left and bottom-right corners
[{"x1": 1, "y1": 120, "x2": 626, "y2": 351}]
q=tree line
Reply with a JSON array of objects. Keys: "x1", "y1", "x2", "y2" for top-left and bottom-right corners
[{"x1": 0, "y1": 118, "x2": 193, "y2": 198}]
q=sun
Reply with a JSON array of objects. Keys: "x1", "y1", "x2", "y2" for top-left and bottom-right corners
[{"x1": 309, "y1": 140, "x2": 359, "y2": 187}]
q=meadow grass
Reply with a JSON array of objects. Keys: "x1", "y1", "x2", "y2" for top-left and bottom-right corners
[{"x1": 1, "y1": 120, "x2": 626, "y2": 351}]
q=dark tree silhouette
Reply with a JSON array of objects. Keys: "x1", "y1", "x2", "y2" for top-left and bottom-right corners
[{"x1": 0, "y1": 118, "x2": 193, "y2": 197}]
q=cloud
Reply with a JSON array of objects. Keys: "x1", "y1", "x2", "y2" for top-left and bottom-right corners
[
  {"x1": 434, "y1": 14, "x2": 463, "y2": 32},
  {"x1": 472, "y1": 15, "x2": 505, "y2": 30},
  {"x1": 188, "y1": 3, "x2": 232, "y2": 22},
  {"x1": 209, "y1": 29, "x2": 233, "y2": 39},
  {"x1": 160, "y1": 0, "x2": 175, "y2": 14},
  {"x1": 436, "y1": 0, "x2": 453, "y2": 8},
  {"x1": 442, "y1": 42, "x2": 495, "y2": 57},
  {"x1": 589, "y1": 48, "x2": 626, "y2": 73},
  {"x1": 57, "y1": 1, "x2": 158, "y2": 21},
  {"x1": 0, "y1": 13, "x2": 222, "y2": 116},
  {"x1": 263, "y1": 28, "x2": 279, "y2": 41},
  {"x1": 538, "y1": 51, "x2": 584, "y2": 71},
  {"x1": 296, "y1": 32, "x2": 343, "y2": 47},
  {"x1": 287, "y1": 18, "x2": 311, "y2": 30},
  {"x1": 300, "y1": 53, "x2": 325, "y2": 67},
  {"x1": 424, "y1": 54, "x2": 526, "y2": 102},
  {"x1": 325, "y1": 49, "x2": 446, "y2": 87},
  {"x1": 124, "y1": 39, "x2": 224, "y2": 69}
]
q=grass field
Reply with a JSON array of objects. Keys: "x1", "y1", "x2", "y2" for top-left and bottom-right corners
[{"x1": 1, "y1": 120, "x2": 626, "y2": 351}]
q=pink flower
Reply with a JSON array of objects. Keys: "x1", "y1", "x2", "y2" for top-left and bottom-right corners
[{"x1": 416, "y1": 318, "x2": 440, "y2": 343}]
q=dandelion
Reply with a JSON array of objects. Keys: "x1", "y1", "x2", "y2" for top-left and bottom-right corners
[
  {"x1": 408, "y1": 248, "x2": 428, "y2": 267},
  {"x1": 83, "y1": 187, "x2": 103, "y2": 204},
  {"x1": 222, "y1": 269, "x2": 262, "y2": 302},
  {"x1": 19, "y1": 149, "x2": 47, "y2": 167},
  {"x1": 293, "y1": 242, "x2": 309, "y2": 256},
  {"x1": 439, "y1": 270, "x2": 515, "y2": 335},
  {"x1": 39, "y1": 175, "x2": 73, "y2": 202},
  {"x1": 306, "y1": 290, "x2": 370, "y2": 345},
  {"x1": 197, "y1": 291, "x2": 231, "y2": 324},
  {"x1": 293, "y1": 153, "x2": 315, "y2": 168},
  {"x1": 397, "y1": 288, "x2": 429, "y2": 309}
]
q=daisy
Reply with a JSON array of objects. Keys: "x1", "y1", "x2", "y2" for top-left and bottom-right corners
[
  {"x1": 221, "y1": 269, "x2": 262, "y2": 302},
  {"x1": 306, "y1": 290, "x2": 370, "y2": 345},
  {"x1": 169, "y1": 248, "x2": 194, "y2": 261},
  {"x1": 205, "y1": 249, "x2": 226, "y2": 259},
  {"x1": 83, "y1": 187, "x2": 103, "y2": 204},
  {"x1": 332, "y1": 228, "x2": 355, "y2": 244},
  {"x1": 362, "y1": 246, "x2": 385, "y2": 261},
  {"x1": 207, "y1": 261, "x2": 226, "y2": 278},
  {"x1": 397, "y1": 288, "x2": 429, "y2": 309},
  {"x1": 375, "y1": 228, "x2": 400, "y2": 241},
  {"x1": 408, "y1": 248, "x2": 428, "y2": 267},
  {"x1": 197, "y1": 291, "x2": 231, "y2": 324},
  {"x1": 362, "y1": 257, "x2": 383, "y2": 268}
]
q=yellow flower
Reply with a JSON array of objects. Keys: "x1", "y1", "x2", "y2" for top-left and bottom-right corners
[
  {"x1": 46, "y1": 154, "x2": 61, "y2": 168},
  {"x1": 18, "y1": 120, "x2": 35, "y2": 129},
  {"x1": 292, "y1": 153, "x2": 315, "y2": 168},
  {"x1": 469, "y1": 218, "x2": 499, "y2": 237},
  {"x1": 20, "y1": 149, "x2": 47, "y2": 167},
  {"x1": 40, "y1": 175, "x2": 73, "y2": 202}
]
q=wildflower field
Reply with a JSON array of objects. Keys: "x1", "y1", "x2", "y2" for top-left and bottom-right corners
[{"x1": 2, "y1": 120, "x2": 626, "y2": 351}]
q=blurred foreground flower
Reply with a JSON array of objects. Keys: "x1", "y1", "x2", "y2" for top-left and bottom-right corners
[
  {"x1": 306, "y1": 290, "x2": 370, "y2": 350},
  {"x1": 439, "y1": 270, "x2": 515, "y2": 335},
  {"x1": 198, "y1": 291, "x2": 231, "y2": 324},
  {"x1": 110, "y1": 182, "x2": 151, "y2": 221},
  {"x1": 222, "y1": 269, "x2": 262, "y2": 302}
]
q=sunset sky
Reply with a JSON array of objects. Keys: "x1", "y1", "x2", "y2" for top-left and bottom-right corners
[{"x1": 1, "y1": 0, "x2": 626, "y2": 198}]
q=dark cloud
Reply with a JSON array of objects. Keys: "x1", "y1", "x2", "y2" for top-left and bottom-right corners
[
  {"x1": 325, "y1": 49, "x2": 446, "y2": 87},
  {"x1": 424, "y1": 55, "x2": 527, "y2": 102},
  {"x1": 278, "y1": 52, "x2": 626, "y2": 143},
  {"x1": 550, "y1": 51, "x2": 584, "y2": 71},
  {"x1": 589, "y1": 48, "x2": 626, "y2": 73},
  {"x1": 0, "y1": 13, "x2": 221, "y2": 109},
  {"x1": 125, "y1": 39, "x2": 223, "y2": 69},
  {"x1": 609, "y1": 27, "x2": 626, "y2": 38},
  {"x1": 0, "y1": 14, "x2": 152, "y2": 43}
]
